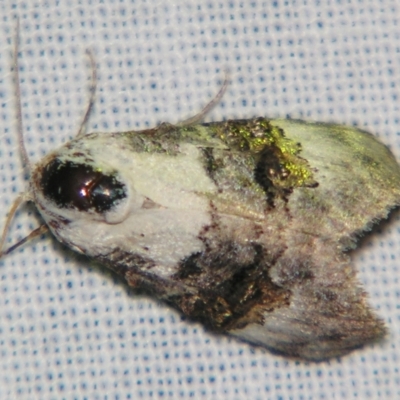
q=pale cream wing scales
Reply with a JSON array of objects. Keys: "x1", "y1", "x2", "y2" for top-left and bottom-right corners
[
  {"x1": 273, "y1": 119, "x2": 400, "y2": 247},
  {"x1": 229, "y1": 282, "x2": 386, "y2": 360},
  {"x1": 208, "y1": 119, "x2": 397, "y2": 359}
]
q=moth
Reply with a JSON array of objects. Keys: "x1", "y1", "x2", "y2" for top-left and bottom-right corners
[{"x1": 2, "y1": 24, "x2": 400, "y2": 361}]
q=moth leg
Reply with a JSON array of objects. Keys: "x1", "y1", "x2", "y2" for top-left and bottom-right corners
[
  {"x1": 0, "y1": 192, "x2": 48, "y2": 257},
  {"x1": 76, "y1": 49, "x2": 97, "y2": 138},
  {"x1": 177, "y1": 71, "x2": 229, "y2": 126}
]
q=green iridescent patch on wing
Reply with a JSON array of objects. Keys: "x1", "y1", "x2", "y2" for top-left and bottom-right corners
[{"x1": 206, "y1": 118, "x2": 318, "y2": 202}]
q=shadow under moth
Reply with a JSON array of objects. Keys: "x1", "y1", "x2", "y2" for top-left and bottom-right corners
[{"x1": 2, "y1": 24, "x2": 399, "y2": 362}]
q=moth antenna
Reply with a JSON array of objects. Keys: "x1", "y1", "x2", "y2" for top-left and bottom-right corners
[
  {"x1": 177, "y1": 70, "x2": 230, "y2": 126},
  {"x1": 76, "y1": 48, "x2": 97, "y2": 137},
  {"x1": 13, "y1": 17, "x2": 30, "y2": 172},
  {"x1": 0, "y1": 19, "x2": 49, "y2": 258}
]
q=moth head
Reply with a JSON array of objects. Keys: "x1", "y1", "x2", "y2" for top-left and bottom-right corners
[
  {"x1": 31, "y1": 151, "x2": 130, "y2": 225},
  {"x1": 40, "y1": 158, "x2": 126, "y2": 215},
  {"x1": 30, "y1": 139, "x2": 139, "y2": 231}
]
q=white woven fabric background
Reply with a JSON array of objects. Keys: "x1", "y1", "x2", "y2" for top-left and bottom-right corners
[{"x1": 0, "y1": 1, "x2": 399, "y2": 399}]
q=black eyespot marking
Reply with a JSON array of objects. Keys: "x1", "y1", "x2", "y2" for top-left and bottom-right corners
[{"x1": 40, "y1": 159, "x2": 127, "y2": 213}]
